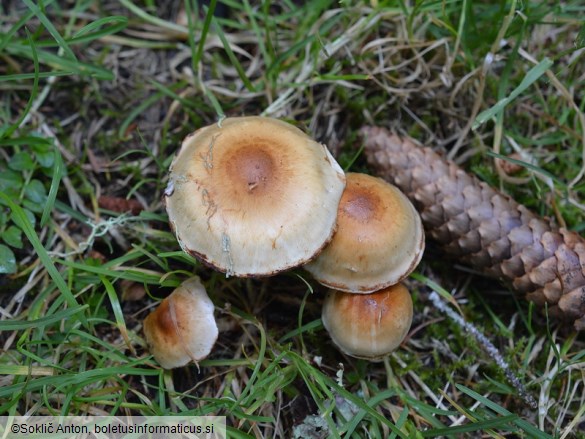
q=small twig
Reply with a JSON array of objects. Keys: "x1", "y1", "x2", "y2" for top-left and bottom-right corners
[
  {"x1": 49, "y1": 214, "x2": 141, "y2": 258},
  {"x1": 428, "y1": 291, "x2": 538, "y2": 409}
]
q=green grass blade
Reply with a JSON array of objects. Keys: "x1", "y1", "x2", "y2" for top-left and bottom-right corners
[
  {"x1": 118, "y1": 0, "x2": 187, "y2": 34},
  {"x1": 0, "y1": 305, "x2": 87, "y2": 330},
  {"x1": 473, "y1": 57, "x2": 554, "y2": 130},
  {"x1": 0, "y1": 367, "x2": 160, "y2": 399},
  {"x1": 202, "y1": 87, "x2": 225, "y2": 121},
  {"x1": 194, "y1": 0, "x2": 217, "y2": 69},
  {"x1": 100, "y1": 275, "x2": 134, "y2": 353},
  {"x1": 456, "y1": 385, "x2": 552, "y2": 438},
  {"x1": 409, "y1": 272, "x2": 463, "y2": 314},
  {"x1": 6, "y1": 43, "x2": 114, "y2": 79},
  {"x1": 317, "y1": 73, "x2": 371, "y2": 81},
  {"x1": 422, "y1": 414, "x2": 519, "y2": 436},
  {"x1": 40, "y1": 145, "x2": 64, "y2": 227},
  {"x1": 241, "y1": 0, "x2": 269, "y2": 64},
  {"x1": 118, "y1": 89, "x2": 168, "y2": 137},
  {"x1": 343, "y1": 143, "x2": 365, "y2": 172},
  {"x1": 0, "y1": 192, "x2": 87, "y2": 327},
  {"x1": 288, "y1": 351, "x2": 408, "y2": 438},
  {"x1": 57, "y1": 258, "x2": 164, "y2": 285},
  {"x1": 231, "y1": 320, "x2": 268, "y2": 409},
  {"x1": 278, "y1": 318, "x2": 321, "y2": 343},
  {"x1": 22, "y1": 0, "x2": 77, "y2": 61},
  {"x1": 1, "y1": 29, "x2": 40, "y2": 140},
  {"x1": 341, "y1": 389, "x2": 397, "y2": 436},
  {"x1": 211, "y1": 14, "x2": 256, "y2": 92},
  {"x1": 0, "y1": 6, "x2": 36, "y2": 52},
  {"x1": 0, "y1": 365, "x2": 56, "y2": 376},
  {"x1": 486, "y1": 150, "x2": 565, "y2": 187},
  {"x1": 0, "y1": 71, "x2": 74, "y2": 82},
  {"x1": 69, "y1": 16, "x2": 128, "y2": 42},
  {"x1": 225, "y1": 426, "x2": 255, "y2": 439}
]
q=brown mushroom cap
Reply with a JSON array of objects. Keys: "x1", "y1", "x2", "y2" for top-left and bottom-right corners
[
  {"x1": 165, "y1": 116, "x2": 346, "y2": 277},
  {"x1": 143, "y1": 276, "x2": 218, "y2": 369},
  {"x1": 304, "y1": 172, "x2": 424, "y2": 293},
  {"x1": 321, "y1": 283, "x2": 413, "y2": 360}
]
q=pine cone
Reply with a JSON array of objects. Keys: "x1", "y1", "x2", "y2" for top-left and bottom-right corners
[{"x1": 361, "y1": 126, "x2": 585, "y2": 331}]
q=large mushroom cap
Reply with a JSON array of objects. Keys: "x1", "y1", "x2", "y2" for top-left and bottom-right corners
[
  {"x1": 143, "y1": 276, "x2": 218, "y2": 369},
  {"x1": 304, "y1": 172, "x2": 424, "y2": 293},
  {"x1": 322, "y1": 283, "x2": 413, "y2": 361},
  {"x1": 165, "y1": 116, "x2": 346, "y2": 277}
]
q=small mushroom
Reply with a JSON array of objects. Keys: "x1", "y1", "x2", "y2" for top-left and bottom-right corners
[
  {"x1": 321, "y1": 283, "x2": 413, "y2": 361},
  {"x1": 165, "y1": 116, "x2": 346, "y2": 277},
  {"x1": 143, "y1": 276, "x2": 218, "y2": 369},
  {"x1": 305, "y1": 172, "x2": 424, "y2": 293}
]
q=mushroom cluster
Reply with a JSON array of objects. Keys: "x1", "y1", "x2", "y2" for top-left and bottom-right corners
[
  {"x1": 305, "y1": 172, "x2": 424, "y2": 361},
  {"x1": 144, "y1": 116, "x2": 424, "y2": 368}
]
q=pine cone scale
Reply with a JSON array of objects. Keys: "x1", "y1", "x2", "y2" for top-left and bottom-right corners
[{"x1": 361, "y1": 126, "x2": 585, "y2": 330}]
